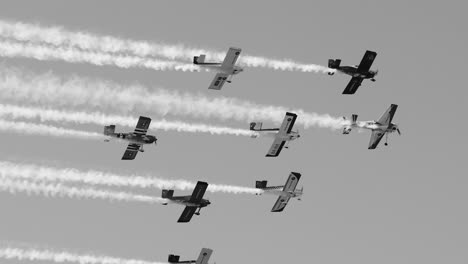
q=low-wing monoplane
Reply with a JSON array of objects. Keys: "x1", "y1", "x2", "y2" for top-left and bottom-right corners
[
  {"x1": 255, "y1": 172, "x2": 302, "y2": 212},
  {"x1": 162, "y1": 181, "x2": 211, "y2": 223},
  {"x1": 328, "y1": 50, "x2": 378, "y2": 94},
  {"x1": 104, "y1": 116, "x2": 157, "y2": 160},
  {"x1": 168, "y1": 248, "x2": 213, "y2": 264},
  {"x1": 193, "y1": 47, "x2": 243, "y2": 90},
  {"x1": 342, "y1": 104, "x2": 401, "y2": 149},
  {"x1": 250, "y1": 112, "x2": 300, "y2": 157}
]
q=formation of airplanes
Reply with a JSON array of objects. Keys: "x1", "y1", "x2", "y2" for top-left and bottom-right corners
[{"x1": 97, "y1": 48, "x2": 401, "y2": 223}]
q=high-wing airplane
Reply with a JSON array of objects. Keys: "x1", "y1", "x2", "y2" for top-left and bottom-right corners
[
  {"x1": 328, "y1": 50, "x2": 378, "y2": 94},
  {"x1": 168, "y1": 248, "x2": 213, "y2": 264},
  {"x1": 103, "y1": 116, "x2": 157, "y2": 160},
  {"x1": 193, "y1": 47, "x2": 243, "y2": 90},
  {"x1": 342, "y1": 104, "x2": 401, "y2": 149},
  {"x1": 255, "y1": 172, "x2": 302, "y2": 212},
  {"x1": 162, "y1": 181, "x2": 211, "y2": 223},
  {"x1": 250, "y1": 112, "x2": 300, "y2": 157}
]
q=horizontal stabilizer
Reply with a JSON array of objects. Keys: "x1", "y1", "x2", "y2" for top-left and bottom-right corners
[
  {"x1": 104, "y1": 125, "x2": 115, "y2": 135},
  {"x1": 193, "y1": 55, "x2": 206, "y2": 64},
  {"x1": 250, "y1": 122, "x2": 262, "y2": 131},
  {"x1": 168, "y1": 255, "x2": 180, "y2": 263},
  {"x1": 256, "y1": 180, "x2": 268, "y2": 188},
  {"x1": 162, "y1": 190, "x2": 174, "y2": 199}
]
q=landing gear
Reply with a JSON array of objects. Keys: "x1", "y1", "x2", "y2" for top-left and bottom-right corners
[
  {"x1": 195, "y1": 207, "x2": 202, "y2": 216},
  {"x1": 371, "y1": 78, "x2": 376, "y2": 82},
  {"x1": 385, "y1": 133, "x2": 389, "y2": 146}
]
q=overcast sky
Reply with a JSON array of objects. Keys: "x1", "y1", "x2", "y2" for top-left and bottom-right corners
[{"x1": 0, "y1": 1, "x2": 467, "y2": 264}]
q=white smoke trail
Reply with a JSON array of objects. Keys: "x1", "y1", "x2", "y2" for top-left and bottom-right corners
[
  {"x1": 0, "y1": 40, "x2": 201, "y2": 72},
  {"x1": 0, "y1": 178, "x2": 168, "y2": 204},
  {"x1": 0, "y1": 19, "x2": 333, "y2": 73},
  {"x1": 0, "y1": 104, "x2": 259, "y2": 137},
  {"x1": 0, "y1": 66, "x2": 346, "y2": 129},
  {"x1": 0, "y1": 246, "x2": 165, "y2": 264},
  {"x1": 0, "y1": 119, "x2": 104, "y2": 140},
  {"x1": 0, "y1": 161, "x2": 262, "y2": 195}
]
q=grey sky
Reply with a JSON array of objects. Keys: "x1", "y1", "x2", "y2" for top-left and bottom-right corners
[{"x1": 0, "y1": 1, "x2": 467, "y2": 264}]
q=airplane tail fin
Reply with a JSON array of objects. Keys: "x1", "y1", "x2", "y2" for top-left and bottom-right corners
[
  {"x1": 168, "y1": 255, "x2": 180, "y2": 263},
  {"x1": 342, "y1": 115, "x2": 357, "y2": 134},
  {"x1": 103, "y1": 125, "x2": 115, "y2": 136},
  {"x1": 162, "y1": 190, "x2": 174, "y2": 199},
  {"x1": 250, "y1": 122, "x2": 263, "y2": 131},
  {"x1": 193, "y1": 55, "x2": 206, "y2": 64},
  {"x1": 328, "y1": 59, "x2": 341, "y2": 69},
  {"x1": 256, "y1": 180, "x2": 268, "y2": 189}
]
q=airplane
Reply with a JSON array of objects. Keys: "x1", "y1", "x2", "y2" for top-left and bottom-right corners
[
  {"x1": 193, "y1": 47, "x2": 243, "y2": 90},
  {"x1": 328, "y1": 50, "x2": 378, "y2": 94},
  {"x1": 103, "y1": 116, "x2": 157, "y2": 160},
  {"x1": 162, "y1": 181, "x2": 211, "y2": 223},
  {"x1": 342, "y1": 104, "x2": 401, "y2": 149},
  {"x1": 168, "y1": 248, "x2": 213, "y2": 264},
  {"x1": 255, "y1": 172, "x2": 302, "y2": 212},
  {"x1": 250, "y1": 112, "x2": 300, "y2": 157}
]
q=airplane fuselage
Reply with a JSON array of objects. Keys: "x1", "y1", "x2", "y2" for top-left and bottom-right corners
[
  {"x1": 259, "y1": 187, "x2": 303, "y2": 198},
  {"x1": 109, "y1": 132, "x2": 157, "y2": 145},
  {"x1": 166, "y1": 196, "x2": 211, "y2": 208},
  {"x1": 351, "y1": 121, "x2": 399, "y2": 134},
  {"x1": 197, "y1": 64, "x2": 243, "y2": 75},
  {"x1": 261, "y1": 131, "x2": 300, "y2": 141},
  {"x1": 335, "y1": 66, "x2": 377, "y2": 79}
]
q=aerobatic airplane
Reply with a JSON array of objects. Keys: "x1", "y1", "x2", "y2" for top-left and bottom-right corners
[
  {"x1": 103, "y1": 116, "x2": 157, "y2": 160},
  {"x1": 250, "y1": 112, "x2": 300, "y2": 157},
  {"x1": 342, "y1": 104, "x2": 401, "y2": 149},
  {"x1": 328, "y1": 50, "x2": 378, "y2": 94},
  {"x1": 255, "y1": 172, "x2": 303, "y2": 212},
  {"x1": 168, "y1": 248, "x2": 213, "y2": 264},
  {"x1": 162, "y1": 181, "x2": 211, "y2": 223},
  {"x1": 193, "y1": 47, "x2": 243, "y2": 90}
]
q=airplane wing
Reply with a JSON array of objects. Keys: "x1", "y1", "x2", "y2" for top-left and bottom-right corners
[
  {"x1": 133, "y1": 116, "x2": 151, "y2": 136},
  {"x1": 208, "y1": 73, "x2": 229, "y2": 90},
  {"x1": 271, "y1": 196, "x2": 291, "y2": 212},
  {"x1": 356, "y1": 50, "x2": 377, "y2": 73},
  {"x1": 189, "y1": 181, "x2": 209, "y2": 203},
  {"x1": 266, "y1": 138, "x2": 286, "y2": 157},
  {"x1": 221, "y1": 47, "x2": 241, "y2": 69},
  {"x1": 196, "y1": 248, "x2": 213, "y2": 264},
  {"x1": 278, "y1": 112, "x2": 298, "y2": 134},
  {"x1": 377, "y1": 104, "x2": 398, "y2": 125},
  {"x1": 342, "y1": 77, "x2": 363, "y2": 94},
  {"x1": 121, "y1": 143, "x2": 141, "y2": 160},
  {"x1": 177, "y1": 206, "x2": 197, "y2": 223},
  {"x1": 368, "y1": 130, "x2": 385, "y2": 149},
  {"x1": 282, "y1": 172, "x2": 301, "y2": 193}
]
